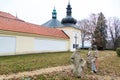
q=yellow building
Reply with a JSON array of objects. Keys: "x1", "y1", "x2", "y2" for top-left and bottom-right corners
[{"x1": 0, "y1": 2, "x2": 82, "y2": 56}]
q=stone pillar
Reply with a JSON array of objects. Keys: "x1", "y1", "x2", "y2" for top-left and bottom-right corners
[{"x1": 70, "y1": 49, "x2": 86, "y2": 77}]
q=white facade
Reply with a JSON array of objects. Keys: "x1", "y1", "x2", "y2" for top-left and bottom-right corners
[{"x1": 57, "y1": 27, "x2": 82, "y2": 51}]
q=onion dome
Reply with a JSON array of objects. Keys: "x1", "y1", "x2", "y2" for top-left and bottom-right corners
[
  {"x1": 62, "y1": 16, "x2": 77, "y2": 24},
  {"x1": 61, "y1": 2, "x2": 77, "y2": 25}
]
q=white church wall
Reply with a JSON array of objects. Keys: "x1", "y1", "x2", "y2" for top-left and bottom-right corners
[
  {"x1": 69, "y1": 30, "x2": 81, "y2": 51},
  {"x1": 0, "y1": 35, "x2": 16, "y2": 56},
  {"x1": 57, "y1": 27, "x2": 73, "y2": 51},
  {"x1": 34, "y1": 38, "x2": 69, "y2": 52},
  {"x1": 57, "y1": 27, "x2": 82, "y2": 51},
  {"x1": 72, "y1": 31, "x2": 81, "y2": 50}
]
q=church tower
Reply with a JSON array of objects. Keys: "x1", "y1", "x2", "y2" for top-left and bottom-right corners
[
  {"x1": 42, "y1": 7, "x2": 62, "y2": 28},
  {"x1": 61, "y1": 0, "x2": 77, "y2": 27},
  {"x1": 58, "y1": 1, "x2": 81, "y2": 51}
]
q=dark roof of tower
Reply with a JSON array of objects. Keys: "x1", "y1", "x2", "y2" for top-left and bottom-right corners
[
  {"x1": 61, "y1": 1, "x2": 77, "y2": 26},
  {"x1": 62, "y1": 16, "x2": 77, "y2": 24},
  {"x1": 42, "y1": 7, "x2": 62, "y2": 28},
  {"x1": 42, "y1": 19, "x2": 63, "y2": 28}
]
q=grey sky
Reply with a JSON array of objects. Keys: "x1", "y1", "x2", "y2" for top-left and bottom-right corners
[{"x1": 0, "y1": 0, "x2": 120, "y2": 25}]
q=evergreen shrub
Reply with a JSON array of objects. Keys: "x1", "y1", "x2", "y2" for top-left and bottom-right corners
[{"x1": 116, "y1": 48, "x2": 120, "y2": 57}]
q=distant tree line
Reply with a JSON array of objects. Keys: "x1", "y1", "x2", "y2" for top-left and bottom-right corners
[{"x1": 77, "y1": 12, "x2": 120, "y2": 50}]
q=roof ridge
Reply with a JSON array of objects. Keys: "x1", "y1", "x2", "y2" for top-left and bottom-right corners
[
  {"x1": 0, "y1": 15, "x2": 24, "y2": 22},
  {"x1": 0, "y1": 11, "x2": 25, "y2": 22}
]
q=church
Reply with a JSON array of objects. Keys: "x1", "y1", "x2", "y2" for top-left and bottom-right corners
[{"x1": 0, "y1": 2, "x2": 82, "y2": 56}]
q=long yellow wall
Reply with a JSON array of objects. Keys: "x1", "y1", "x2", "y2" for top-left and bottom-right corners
[
  {"x1": 16, "y1": 36, "x2": 34, "y2": 54},
  {"x1": 0, "y1": 30, "x2": 69, "y2": 56}
]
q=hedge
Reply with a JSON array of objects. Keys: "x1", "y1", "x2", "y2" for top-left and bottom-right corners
[{"x1": 116, "y1": 48, "x2": 120, "y2": 57}]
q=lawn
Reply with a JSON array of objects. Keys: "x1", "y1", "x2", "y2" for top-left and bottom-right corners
[
  {"x1": 0, "y1": 50, "x2": 120, "y2": 80},
  {"x1": 0, "y1": 51, "x2": 87, "y2": 75},
  {"x1": 0, "y1": 52, "x2": 72, "y2": 74},
  {"x1": 33, "y1": 50, "x2": 120, "y2": 80}
]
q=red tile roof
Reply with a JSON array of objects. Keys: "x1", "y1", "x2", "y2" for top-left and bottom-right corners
[
  {"x1": 0, "y1": 11, "x2": 69, "y2": 39},
  {"x1": 0, "y1": 11, "x2": 18, "y2": 19}
]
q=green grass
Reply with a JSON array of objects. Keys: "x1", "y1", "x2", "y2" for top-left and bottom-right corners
[
  {"x1": 15, "y1": 50, "x2": 119, "y2": 80},
  {"x1": 34, "y1": 50, "x2": 120, "y2": 80},
  {"x1": 0, "y1": 51, "x2": 87, "y2": 75},
  {"x1": 98, "y1": 52, "x2": 120, "y2": 76},
  {"x1": 0, "y1": 52, "x2": 70, "y2": 74},
  {"x1": 14, "y1": 54, "x2": 119, "y2": 80},
  {"x1": 1, "y1": 50, "x2": 119, "y2": 80}
]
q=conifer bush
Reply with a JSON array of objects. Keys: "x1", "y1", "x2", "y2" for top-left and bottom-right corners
[{"x1": 116, "y1": 48, "x2": 120, "y2": 57}]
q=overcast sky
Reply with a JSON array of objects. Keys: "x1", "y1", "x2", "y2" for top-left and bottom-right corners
[{"x1": 0, "y1": 0, "x2": 120, "y2": 25}]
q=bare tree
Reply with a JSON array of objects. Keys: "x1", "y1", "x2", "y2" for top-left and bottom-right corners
[
  {"x1": 107, "y1": 17, "x2": 120, "y2": 50},
  {"x1": 88, "y1": 13, "x2": 99, "y2": 47},
  {"x1": 77, "y1": 19, "x2": 90, "y2": 48},
  {"x1": 77, "y1": 13, "x2": 99, "y2": 48}
]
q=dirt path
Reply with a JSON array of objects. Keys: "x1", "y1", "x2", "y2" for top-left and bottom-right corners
[
  {"x1": 0, "y1": 65, "x2": 72, "y2": 80},
  {"x1": 85, "y1": 74, "x2": 120, "y2": 80},
  {"x1": 0, "y1": 52, "x2": 119, "y2": 80}
]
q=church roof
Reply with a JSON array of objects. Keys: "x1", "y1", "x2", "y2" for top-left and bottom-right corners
[
  {"x1": 0, "y1": 11, "x2": 69, "y2": 39},
  {"x1": 0, "y1": 11, "x2": 17, "y2": 19},
  {"x1": 42, "y1": 19, "x2": 63, "y2": 28}
]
